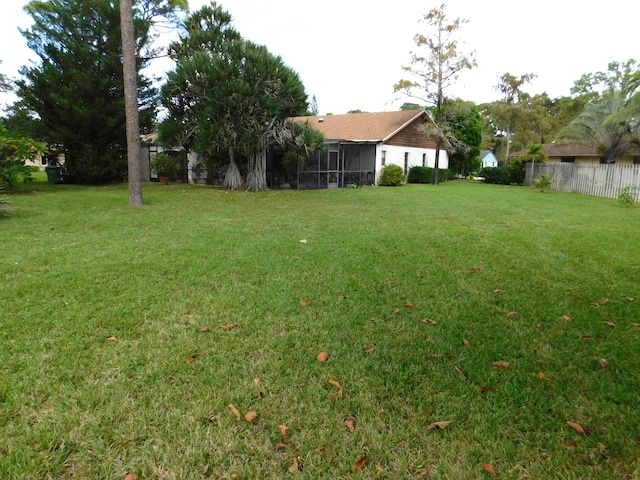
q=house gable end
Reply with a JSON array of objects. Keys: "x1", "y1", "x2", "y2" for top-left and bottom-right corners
[{"x1": 384, "y1": 116, "x2": 438, "y2": 149}]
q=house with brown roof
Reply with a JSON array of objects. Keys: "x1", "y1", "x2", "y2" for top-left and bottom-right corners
[
  {"x1": 286, "y1": 110, "x2": 449, "y2": 188},
  {"x1": 544, "y1": 143, "x2": 640, "y2": 165}
]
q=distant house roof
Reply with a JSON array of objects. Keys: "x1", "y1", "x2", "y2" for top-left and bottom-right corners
[
  {"x1": 544, "y1": 143, "x2": 598, "y2": 157},
  {"x1": 480, "y1": 150, "x2": 495, "y2": 159},
  {"x1": 291, "y1": 110, "x2": 432, "y2": 143}
]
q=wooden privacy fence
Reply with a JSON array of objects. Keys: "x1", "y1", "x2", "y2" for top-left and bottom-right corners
[{"x1": 525, "y1": 163, "x2": 640, "y2": 201}]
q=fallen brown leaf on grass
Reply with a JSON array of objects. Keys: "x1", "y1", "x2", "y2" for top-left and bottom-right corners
[
  {"x1": 492, "y1": 360, "x2": 511, "y2": 369},
  {"x1": 228, "y1": 404, "x2": 241, "y2": 422},
  {"x1": 482, "y1": 463, "x2": 498, "y2": 477},
  {"x1": 393, "y1": 308, "x2": 401, "y2": 314},
  {"x1": 185, "y1": 356, "x2": 195, "y2": 364},
  {"x1": 427, "y1": 420, "x2": 452, "y2": 430},
  {"x1": 244, "y1": 411, "x2": 257, "y2": 422},
  {"x1": 364, "y1": 346, "x2": 375, "y2": 353},
  {"x1": 300, "y1": 300, "x2": 311, "y2": 307},
  {"x1": 463, "y1": 338, "x2": 471, "y2": 348},
  {"x1": 219, "y1": 323, "x2": 235, "y2": 330},
  {"x1": 454, "y1": 365, "x2": 467, "y2": 380},
  {"x1": 538, "y1": 372, "x2": 547, "y2": 380},
  {"x1": 603, "y1": 321, "x2": 617, "y2": 327},
  {"x1": 124, "y1": 474, "x2": 138, "y2": 480},
  {"x1": 274, "y1": 442, "x2": 289, "y2": 450},
  {"x1": 599, "y1": 358, "x2": 609, "y2": 368},
  {"x1": 375, "y1": 464, "x2": 384, "y2": 473},
  {"x1": 344, "y1": 416, "x2": 356, "y2": 432},
  {"x1": 471, "y1": 268, "x2": 483, "y2": 274},
  {"x1": 279, "y1": 424, "x2": 289, "y2": 439},
  {"x1": 507, "y1": 311, "x2": 518, "y2": 317},
  {"x1": 106, "y1": 335, "x2": 118, "y2": 341},
  {"x1": 355, "y1": 455, "x2": 368, "y2": 473},
  {"x1": 317, "y1": 351, "x2": 329, "y2": 362},
  {"x1": 329, "y1": 379, "x2": 343, "y2": 398},
  {"x1": 567, "y1": 421, "x2": 585, "y2": 435},
  {"x1": 590, "y1": 298, "x2": 609, "y2": 306},
  {"x1": 421, "y1": 318, "x2": 436, "y2": 325},
  {"x1": 199, "y1": 326, "x2": 210, "y2": 332},
  {"x1": 288, "y1": 457, "x2": 299, "y2": 473},
  {"x1": 253, "y1": 377, "x2": 261, "y2": 384},
  {"x1": 494, "y1": 288, "x2": 506, "y2": 294},
  {"x1": 561, "y1": 315, "x2": 572, "y2": 321},
  {"x1": 418, "y1": 466, "x2": 433, "y2": 477},
  {"x1": 405, "y1": 302, "x2": 414, "y2": 307},
  {"x1": 624, "y1": 296, "x2": 634, "y2": 302}
]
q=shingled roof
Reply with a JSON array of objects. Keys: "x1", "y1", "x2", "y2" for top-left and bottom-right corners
[{"x1": 291, "y1": 110, "x2": 429, "y2": 142}]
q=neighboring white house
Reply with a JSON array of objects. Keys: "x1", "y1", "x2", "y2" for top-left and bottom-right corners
[
  {"x1": 480, "y1": 150, "x2": 498, "y2": 168},
  {"x1": 289, "y1": 110, "x2": 449, "y2": 188}
]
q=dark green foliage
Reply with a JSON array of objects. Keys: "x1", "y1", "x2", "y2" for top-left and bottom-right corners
[
  {"x1": 17, "y1": 0, "x2": 163, "y2": 184},
  {"x1": 407, "y1": 166, "x2": 432, "y2": 183},
  {"x1": 442, "y1": 99, "x2": 483, "y2": 176},
  {"x1": 379, "y1": 164, "x2": 405, "y2": 186},
  {"x1": 407, "y1": 166, "x2": 454, "y2": 184},
  {"x1": 479, "y1": 164, "x2": 525, "y2": 185}
]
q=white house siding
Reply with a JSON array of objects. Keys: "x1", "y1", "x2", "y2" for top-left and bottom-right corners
[{"x1": 376, "y1": 144, "x2": 448, "y2": 182}]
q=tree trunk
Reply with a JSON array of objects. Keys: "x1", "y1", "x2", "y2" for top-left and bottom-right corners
[
  {"x1": 433, "y1": 140, "x2": 441, "y2": 185},
  {"x1": 224, "y1": 148, "x2": 243, "y2": 190},
  {"x1": 119, "y1": 0, "x2": 143, "y2": 206},
  {"x1": 246, "y1": 137, "x2": 269, "y2": 192}
]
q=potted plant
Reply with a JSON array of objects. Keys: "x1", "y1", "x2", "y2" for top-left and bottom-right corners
[{"x1": 150, "y1": 153, "x2": 181, "y2": 184}]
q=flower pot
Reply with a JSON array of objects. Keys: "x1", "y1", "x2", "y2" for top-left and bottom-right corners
[{"x1": 159, "y1": 176, "x2": 169, "y2": 185}]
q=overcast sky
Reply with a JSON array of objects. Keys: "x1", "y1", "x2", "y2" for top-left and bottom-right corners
[{"x1": 1, "y1": 0, "x2": 639, "y2": 114}]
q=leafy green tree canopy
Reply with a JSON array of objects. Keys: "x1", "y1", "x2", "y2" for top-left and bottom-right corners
[{"x1": 160, "y1": 2, "x2": 308, "y2": 191}]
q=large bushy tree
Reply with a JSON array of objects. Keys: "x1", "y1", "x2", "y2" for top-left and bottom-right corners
[
  {"x1": 159, "y1": 2, "x2": 308, "y2": 191},
  {"x1": 17, "y1": 0, "x2": 179, "y2": 184}
]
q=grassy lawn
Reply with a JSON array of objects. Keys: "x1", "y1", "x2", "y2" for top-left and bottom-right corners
[{"x1": 1, "y1": 179, "x2": 639, "y2": 479}]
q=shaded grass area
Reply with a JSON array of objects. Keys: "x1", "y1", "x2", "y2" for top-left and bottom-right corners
[{"x1": 1, "y1": 180, "x2": 639, "y2": 479}]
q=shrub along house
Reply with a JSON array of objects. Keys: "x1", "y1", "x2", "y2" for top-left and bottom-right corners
[{"x1": 284, "y1": 110, "x2": 449, "y2": 189}]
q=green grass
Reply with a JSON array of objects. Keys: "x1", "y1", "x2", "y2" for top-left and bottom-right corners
[{"x1": 1, "y1": 180, "x2": 639, "y2": 479}]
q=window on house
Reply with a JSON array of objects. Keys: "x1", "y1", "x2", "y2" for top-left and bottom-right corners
[
  {"x1": 404, "y1": 152, "x2": 409, "y2": 175},
  {"x1": 422, "y1": 153, "x2": 426, "y2": 167},
  {"x1": 381, "y1": 150, "x2": 386, "y2": 166},
  {"x1": 634, "y1": 156, "x2": 640, "y2": 165},
  {"x1": 561, "y1": 157, "x2": 575, "y2": 163}
]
